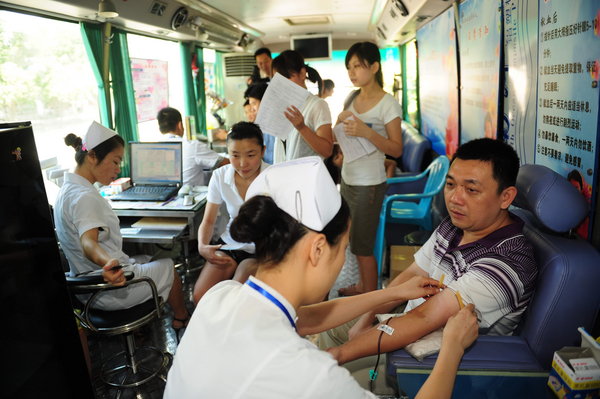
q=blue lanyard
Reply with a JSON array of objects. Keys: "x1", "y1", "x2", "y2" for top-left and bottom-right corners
[{"x1": 246, "y1": 279, "x2": 296, "y2": 330}]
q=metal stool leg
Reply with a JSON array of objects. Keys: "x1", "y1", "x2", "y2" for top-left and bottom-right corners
[{"x1": 101, "y1": 333, "x2": 170, "y2": 389}]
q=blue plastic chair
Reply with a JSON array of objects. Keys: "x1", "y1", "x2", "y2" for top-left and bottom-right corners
[{"x1": 374, "y1": 156, "x2": 450, "y2": 277}]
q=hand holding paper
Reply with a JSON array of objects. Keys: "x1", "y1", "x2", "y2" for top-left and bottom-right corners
[
  {"x1": 333, "y1": 116, "x2": 377, "y2": 163},
  {"x1": 283, "y1": 105, "x2": 305, "y2": 130}
]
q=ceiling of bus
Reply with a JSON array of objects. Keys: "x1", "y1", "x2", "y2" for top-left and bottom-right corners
[
  {"x1": 202, "y1": 0, "x2": 379, "y2": 45},
  {"x1": 0, "y1": 0, "x2": 454, "y2": 51}
]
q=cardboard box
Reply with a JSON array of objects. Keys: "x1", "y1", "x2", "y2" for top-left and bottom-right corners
[
  {"x1": 390, "y1": 245, "x2": 421, "y2": 281},
  {"x1": 548, "y1": 346, "x2": 600, "y2": 398}
]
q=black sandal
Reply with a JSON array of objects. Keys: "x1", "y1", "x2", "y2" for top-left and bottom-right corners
[{"x1": 172, "y1": 312, "x2": 191, "y2": 343}]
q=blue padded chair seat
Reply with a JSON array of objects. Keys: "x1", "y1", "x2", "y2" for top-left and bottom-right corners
[{"x1": 387, "y1": 336, "x2": 543, "y2": 375}]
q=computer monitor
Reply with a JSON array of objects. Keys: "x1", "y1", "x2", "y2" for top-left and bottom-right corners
[{"x1": 130, "y1": 141, "x2": 182, "y2": 185}]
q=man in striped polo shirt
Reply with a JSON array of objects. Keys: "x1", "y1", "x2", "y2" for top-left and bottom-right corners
[{"x1": 324, "y1": 138, "x2": 537, "y2": 365}]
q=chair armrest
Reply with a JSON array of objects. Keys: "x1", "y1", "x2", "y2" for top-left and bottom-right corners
[
  {"x1": 382, "y1": 189, "x2": 442, "y2": 208},
  {"x1": 72, "y1": 276, "x2": 163, "y2": 332},
  {"x1": 65, "y1": 271, "x2": 135, "y2": 287}
]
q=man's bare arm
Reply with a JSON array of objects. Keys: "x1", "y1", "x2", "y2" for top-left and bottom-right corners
[
  {"x1": 347, "y1": 262, "x2": 428, "y2": 339},
  {"x1": 332, "y1": 287, "x2": 461, "y2": 365}
]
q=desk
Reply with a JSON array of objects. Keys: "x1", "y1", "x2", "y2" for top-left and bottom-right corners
[
  {"x1": 110, "y1": 194, "x2": 206, "y2": 242},
  {"x1": 109, "y1": 195, "x2": 206, "y2": 274}
]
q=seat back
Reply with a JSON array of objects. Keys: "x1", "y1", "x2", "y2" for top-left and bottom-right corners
[
  {"x1": 511, "y1": 164, "x2": 600, "y2": 366},
  {"x1": 416, "y1": 155, "x2": 449, "y2": 213},
  {"x1": 400, "y1": 121, "x2": 431, "y2": 173}
]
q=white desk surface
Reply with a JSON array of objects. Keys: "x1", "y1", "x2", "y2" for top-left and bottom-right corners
[{"x1": 108, "y1": 192, "x2": 207, "y2": 211}]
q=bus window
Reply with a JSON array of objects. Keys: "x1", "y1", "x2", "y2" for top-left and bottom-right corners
[
  {"x1": 0, "y1": 10, "x2": 99, "y2": 169},
  {"x1": 403, "y1": 39, "x2": 420, "y2": 128},
  {"x1": 127, "y1": 34, "x2": 185, "y2": 142}
]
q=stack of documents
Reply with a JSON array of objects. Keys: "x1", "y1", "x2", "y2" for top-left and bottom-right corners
[{"x1": 131, "y1": 217, "x2": 188, "y2": 230}]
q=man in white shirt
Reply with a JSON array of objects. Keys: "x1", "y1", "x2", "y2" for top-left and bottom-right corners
[{"x1": 157, "y1": 107, "x2": 229, "y2": 187}]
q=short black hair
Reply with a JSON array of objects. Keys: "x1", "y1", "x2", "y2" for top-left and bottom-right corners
[
  {"x1": 452, "y1": 138, "x2": 520, "y2": 193},
  {"x1": 157, "y1": 107, "x2": 182, "y2": 133},
  {"x1": 244, "y1": 82, "x2": 269, "y2": 101},
  {"x1": 227, "y1": 121, "x2": 264, "y2": 147},
  {"x1": 254, "y1": 47, "x2": 272, "y2": 58},
  {"x1": 323, "y1": 79, "x2": 335, "y2": 91}
]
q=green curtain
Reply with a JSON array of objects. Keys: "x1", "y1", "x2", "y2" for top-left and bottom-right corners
[
  {"x1": 194, "y1": 47, "x2": 207, "y2": 137},
  {"x1": 180, "y1": 42, "x2": 200, "y2": 138},
  {"x1": 400, "y1": 44, "x2": 409, "y2": 123},
  {"x1": 110, "y1": 28, "x2": 138, "y2": 177},
  {"x1": 80, "y1": 22, "x2": 110, "y2": 126},
  {"x1": 214, "y1": 51, "x2": 226, "y2": 99}
]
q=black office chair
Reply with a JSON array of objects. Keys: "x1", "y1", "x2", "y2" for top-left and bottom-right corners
[{"x1": 65, "y1": 272, "x2": 171, "y2": 393}]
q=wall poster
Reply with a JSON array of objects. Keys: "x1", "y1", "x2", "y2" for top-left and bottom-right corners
[
  {"x1": 417, "y1": 6, "x2": 459, "y2": 156},
  {"x1": 502, "y1": 0, "x2": 538, "y2": 164},
  {"x1": 130, "y1": 58, "x2": 169, "y2": 123},
  {"x1": 459, "y1": 0, "x2": 502, "y2": 144},
  {"x1": 536, "y1": 0, "x2": 600, "y2": 239}
]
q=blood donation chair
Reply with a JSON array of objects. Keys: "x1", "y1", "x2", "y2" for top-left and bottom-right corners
[
  {"x1": 398, "y1": 121, "x2": 432, "y2": 175},
  {"x1": 386, "y1": 164, "x2": 600, "y2": 398}
]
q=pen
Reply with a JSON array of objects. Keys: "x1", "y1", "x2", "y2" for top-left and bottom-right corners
[
  {"x1": 161, "y1": 196, "x2": 177, "y2": 206},
  {"x1": 439, "y1": 273, "x2": 445, "y2": 287}
]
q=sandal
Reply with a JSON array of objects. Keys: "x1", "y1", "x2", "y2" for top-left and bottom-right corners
[
  {"x1": 172, "y1": 312, "x2": 191, "y2": 343},
  {"x1": 337, "y1": 284, "x2": 364, "y2": 297}
]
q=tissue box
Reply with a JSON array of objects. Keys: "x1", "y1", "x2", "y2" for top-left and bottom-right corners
[{"x1": 548, "y1": 347, "x2": 600, "y2": 398}]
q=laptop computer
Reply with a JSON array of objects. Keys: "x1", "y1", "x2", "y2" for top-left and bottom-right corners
[{"x1": 111, "y1": 141, "x2": 183, "y2": 201}]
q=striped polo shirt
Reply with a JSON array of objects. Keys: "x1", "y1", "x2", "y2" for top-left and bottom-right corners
[{"x1": 407, "y1": 215, "x2": 537, "y2": 335}]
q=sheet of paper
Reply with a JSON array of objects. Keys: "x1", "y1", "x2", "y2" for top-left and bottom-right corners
[
  {"x1": 132, "y1": 217, "x2": 187, "y2": 230},
  {"x1": 254, "y1": 73, "x2": 310, "y2": 140},
  {"x1": 120, "y1": 227, "x2": 141, "y2": 235},
  {"x1": 219, "y1": 242, "x2": 249, "y2": 251},
  {"x1": 333, "y1": 121, "x2": 378, "y2": 163}
]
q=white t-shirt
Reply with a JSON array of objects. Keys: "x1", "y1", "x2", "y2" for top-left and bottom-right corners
[
  {"x1": 206, "y1": 162, "x2": 269, "y2": 253},
  {"x1": 165, "y1": 135, "x2": 222, "y2": 186},
  {"x1": 285, "y1": 93, "x2": 332, "y2": 161},
  {"x1": 341, "y1": 93, "x2": 402, "y2": 186},
  {"x1": 164, "y1": 276, "x2": 376, "y2": 399}
]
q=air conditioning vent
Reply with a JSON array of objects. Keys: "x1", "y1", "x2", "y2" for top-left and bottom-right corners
[
  {"x1": 149, "y1": 1, "x2": 167, "y2": 16},
  {"x1": 224, "y1": 54, "x2": 256, "y2": 77}
]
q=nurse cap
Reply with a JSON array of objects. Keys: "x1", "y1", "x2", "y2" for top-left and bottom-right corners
[
  {"x1": 82, "y1": 121, "x2": 118, "y2": 151},
  {"x1": 246, "y1": 156, "x2": 341, "y2": 231}
]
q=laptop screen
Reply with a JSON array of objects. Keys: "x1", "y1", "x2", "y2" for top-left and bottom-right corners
[{"x1": 130, "y1": 142, "x2": 182, "y2": 185}]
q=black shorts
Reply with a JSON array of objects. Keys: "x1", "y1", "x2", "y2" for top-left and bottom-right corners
[{"x1": 215, "y1": 238, "x2": 254, "y2": 264}]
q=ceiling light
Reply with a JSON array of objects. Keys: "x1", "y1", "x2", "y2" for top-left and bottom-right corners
[
  {"x1": 98, "y1": 0, "x2": 118, "y2": 18},
  {"x1": 284, "y1": 15, "x2": 332, "y2": 26}
]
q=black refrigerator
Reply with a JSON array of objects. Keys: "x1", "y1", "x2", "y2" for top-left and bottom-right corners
[{"x1": 0, "y1": 122, "x2": 94, "y2": 398}]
